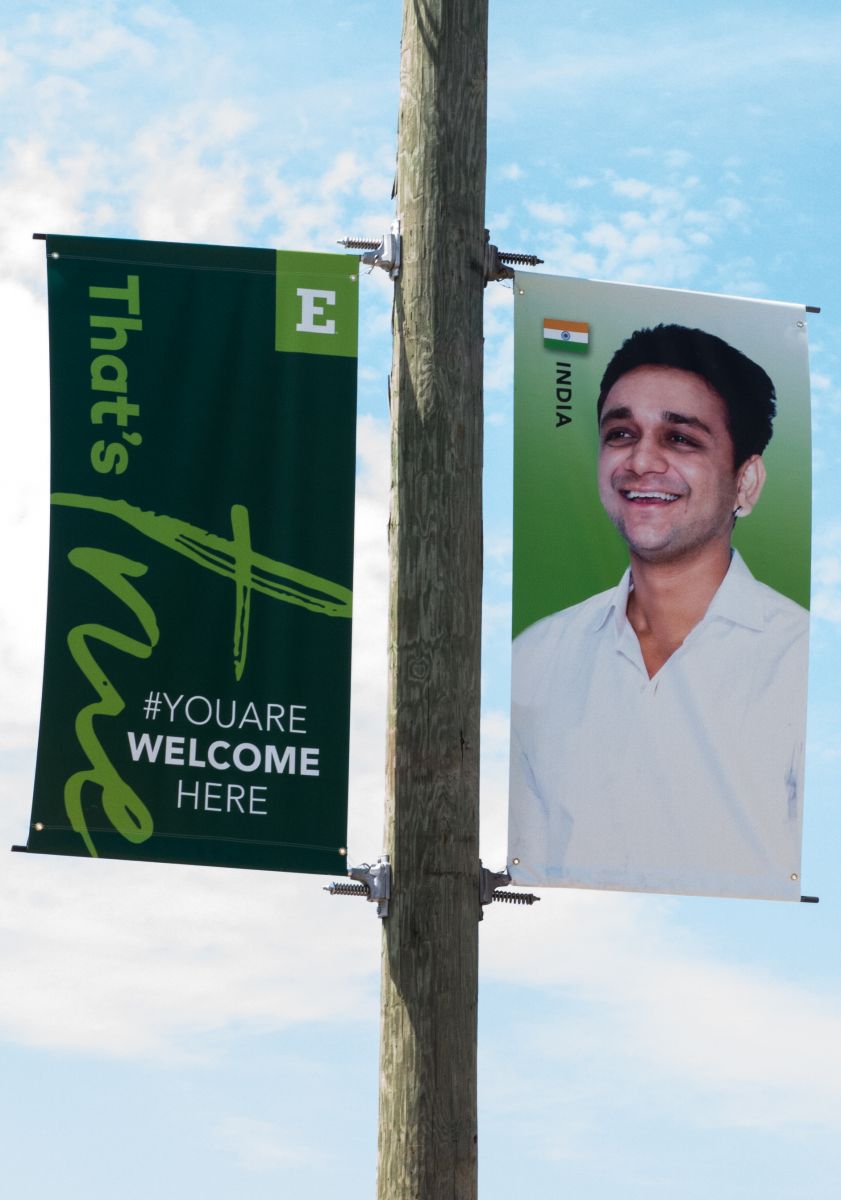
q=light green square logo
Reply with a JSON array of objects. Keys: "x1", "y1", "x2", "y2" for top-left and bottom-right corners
[{"x1": 275, "y1": 250, "x2": 359, "y2": 358}]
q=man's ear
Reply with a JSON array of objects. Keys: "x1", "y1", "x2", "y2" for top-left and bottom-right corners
[{"x1": 734, "y1": 454, "x2": 766, "y2": 517}]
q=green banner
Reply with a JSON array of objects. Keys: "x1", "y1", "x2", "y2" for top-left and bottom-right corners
[{"x1": 28, "y1": 235, "x2": 359, "y2": 875}]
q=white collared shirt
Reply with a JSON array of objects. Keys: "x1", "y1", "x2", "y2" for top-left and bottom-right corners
[{"x1": 508, "y1": 552, "x2": 809, "y2": 900}]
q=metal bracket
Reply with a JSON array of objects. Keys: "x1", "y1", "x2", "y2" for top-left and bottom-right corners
[
  {"x1": 484, "y1": 241, "x2": 514, "y2": 284},
  {"x1": 484, "y1": 231, "x2": 543, "y2": 285},
  {"x1": 480, "y1": 863, "x2": 512, "y2": 905},
  {"x1": 479, "y1": 862, "x2": 540, "y2": 918},
  {"x1": 325, "y1": 854, "x2": 391, "y2": 918},
  {"x1": 339, "y1": 223, "x2": 401, "y2": 279},
  {"x1": 362, "y1": 223, "x2": 401, "y2": 279}
]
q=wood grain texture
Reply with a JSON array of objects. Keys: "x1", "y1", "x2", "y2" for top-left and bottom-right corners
[{"x1": 378, "y1": 2, "x2": 488, "y2": 1197}]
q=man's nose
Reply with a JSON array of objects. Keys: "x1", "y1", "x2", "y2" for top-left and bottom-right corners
[{"x1": 626, "y1": 433, "x2": 667, "y2": 473}]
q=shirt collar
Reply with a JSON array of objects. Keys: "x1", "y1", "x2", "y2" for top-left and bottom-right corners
[
  {"x1": 591, "y1": 568, "x2": 632, "y2": 635},
  {"x1": 590, "y1": 549, "x2": 764, "y2": 637},
  {"x1": 704, "y1": 549, "x2": 765, "y2": 631}
]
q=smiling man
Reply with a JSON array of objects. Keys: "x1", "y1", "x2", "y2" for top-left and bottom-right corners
[{"x1": 509, "y1": 324, "x2": 810, "y2": 900}]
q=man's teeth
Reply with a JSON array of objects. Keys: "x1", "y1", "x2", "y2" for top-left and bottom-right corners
[{"x1": 624, "y1": 490, "x2": 679, "y2": 501}]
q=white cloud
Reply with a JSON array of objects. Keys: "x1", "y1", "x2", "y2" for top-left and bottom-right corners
[
  {"x1": 0, "y1": 138, "x2": 105, "y2": 290},
  {"x1": 481, "y1": 888, "x2": 841, "y2": 1130},
  {"x1": 484, "y1": 282, "x2": 514, "y2": 403},
  {"x1": 487, "y1": 208, "x2": 512, "y2": 234},
  {"x1": 0, "y1": 278, "x2": 50, "y2": 747},
  {"x1": 30, "y1": 72, "x2": 90, "y2": 123},
  {"x1": 520, "y1": 167, "x2": 758, "y2": 288},
  {"x1": 0, "y1": 820, "x2": 380, "y2": 1061},
  {"x1": 525, "y1": 199, "x2": 574, "y2": 225},
  {"x1": 482, "y1": 597, "x2": 512, "y2": 635},
  {"x1": 320, "y1": 150, "x2": 366, "y2": 196},
  {"x1": 580, "y1": 219, "x2": 704, "y2": 286},
  {"x1": 611, "y1": 177, "x2": 652, "y2": 200},
  {"x1": 347, "y1": 416, "x2": 390, "y2": 858},
  {"x1": 0, "y1": 35, "x2": 24, "y2": 97},
  {"x1": 811, "y1": 371, "x2": 832, "y2": 396},
  {"x1": 0, "y1": 4, "x2": 397, "y2": 263},
  {"x1": 809, "y1": 524, "x2": 841, "y2": 624},
  {"x1": 716, "y1": 195, "x2": 748, "y2": 222},
  {"x1": 216, "y1": 1116, "x2": 311, "y2": 1171},
  {"x1": 479, "y1": 707, "x2": 510, "y2": 864},
  {"x1": 24, "y1": 7, "x2": 158, "y2": 72},
  {"x1": 127, "y1": 102, "x2": 257, "y2": 243},
  {"x1": 492, "y1": 18, "x2": 841, "y2": 106}
]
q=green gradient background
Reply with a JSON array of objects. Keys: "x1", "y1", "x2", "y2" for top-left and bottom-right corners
[{"x1": 513, "y1": 274, "x2": 812, "y2": 637}]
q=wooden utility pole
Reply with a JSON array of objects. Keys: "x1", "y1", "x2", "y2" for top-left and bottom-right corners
[{"x1": 378, "y1": 2, "x2": 488, "y2": 1197}]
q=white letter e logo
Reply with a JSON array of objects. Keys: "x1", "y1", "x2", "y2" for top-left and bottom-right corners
[{"x1": 296, "y1": 288, "x2": 336, "y2": 335}]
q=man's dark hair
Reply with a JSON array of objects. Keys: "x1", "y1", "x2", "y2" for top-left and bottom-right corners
[{"x1": 597, "y1": 324, "x2": 776, "y2": 467}]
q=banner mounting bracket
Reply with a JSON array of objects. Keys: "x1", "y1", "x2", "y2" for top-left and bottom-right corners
[
  {"x1": 325, "y1": 854, "x2": 392, "y2": 917},
  {"x1": 480, "y1": 862, "x2": 540, "y2": 918},
  {"x1": 339, "y1": 222, "x2": 401, "y2": 279}
]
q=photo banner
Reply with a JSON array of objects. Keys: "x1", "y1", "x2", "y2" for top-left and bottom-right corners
[
  {"x1": 508, "y1": 273, "x2": 812, "y2": 901},
  {"x1": 28, "y1": 235, "x2": 359, "y2": 875}
]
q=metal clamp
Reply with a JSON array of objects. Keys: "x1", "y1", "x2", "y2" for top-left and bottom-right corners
[
  {"x1": 484, "y1": 231, "x2": 543, "y2": 285},
  {"x1": 339, "y1": 222, "x2": 401, "y2": 279},
  {"x1": 479, "y1": 862, "x2": 540, "y2": 917},
  {"x1": 325, "y1": 854, "x2": 391, "y2": 918},
  {"x1": 480, "y1": 864, "x2": 512, "y2": 905}
]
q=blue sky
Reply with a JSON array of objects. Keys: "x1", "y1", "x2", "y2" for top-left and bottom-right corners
[{"x1": 2, "y1": 2, "x2": 841, "y2": 1196}]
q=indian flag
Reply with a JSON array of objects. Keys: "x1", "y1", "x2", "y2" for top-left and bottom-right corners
[{"x1": 544, "y1": 318, "x2": 589, "y2": 353}]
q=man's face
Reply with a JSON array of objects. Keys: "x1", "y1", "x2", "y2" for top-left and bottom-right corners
[{"x1": 598, "y1": 364, "x2": 749, "y2": 566}]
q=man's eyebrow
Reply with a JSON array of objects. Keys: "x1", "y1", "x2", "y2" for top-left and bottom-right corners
[
  {"x1": 599, "y1": 405, "x2": 632, "y2": 426},
  {"x1": 662, "y1": 410, "x2": 714, "y2": 436}
]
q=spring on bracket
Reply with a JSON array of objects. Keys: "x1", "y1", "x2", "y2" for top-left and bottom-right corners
[
  {"x1": 338, "y1": 237, "x2": 381, "y2": 251},
  {"x1": 492, "y1": 889, "x2": 540, "y2": 905},
  {"x1": 497, "y1": 251, "x2": 544, "y2": 266},
  {"x1": 325, "y1": 881, "x2": 369, "y2": 897}
]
